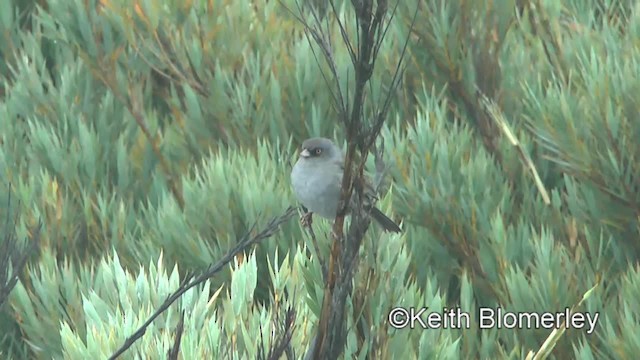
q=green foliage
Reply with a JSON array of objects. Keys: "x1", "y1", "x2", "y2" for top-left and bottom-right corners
[
  {"x1": 9, "y1": 249, "x2": 309, "y2": 359},
  {"x1": 1, "y1": 0, "x2": 640, "y2": 358}
]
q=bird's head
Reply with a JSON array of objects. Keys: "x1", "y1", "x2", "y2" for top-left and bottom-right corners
[{"x1": 298, "y1": 137, "x2": 340, "y2": 162}]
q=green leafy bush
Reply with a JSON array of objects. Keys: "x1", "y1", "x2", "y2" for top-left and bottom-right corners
[{"x1": 1, "y1": 0, "x2": 640, "y2": 358}]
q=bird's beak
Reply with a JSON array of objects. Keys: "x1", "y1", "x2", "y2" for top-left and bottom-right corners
[{"x1": 300, "y1": 148, "x2": 311, "y2": 158}]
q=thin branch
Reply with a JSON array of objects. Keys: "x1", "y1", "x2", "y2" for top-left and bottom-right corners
[
  {"x1": 305, "y1": 217, "x2": 328, "y2": 281},
  {"x1": 281, "y1": 0, "x2": 347, "y2": 116},
  {"x1": 477, "y1": 88, "x2": 551, "y2": 205},
  {"x1": 298, "y1": 206, "x2": 328, "y2": 280},
  {"x1": 525, "y1": 282, "x2": 599, "y2": 360},
  {"x1": 331, "y1": 2, "x2": 358, "y2": 67},
  {"x1": 108, "y1": 207, "x2": 297, "y2": 360},
  {"x1": 165, "y1": 310, "x2": 185, "y2": 360},
  {"x1": 280, "y1": 0, "x2": 413, "y2": 358},
  {"x1": 258, "y1": 304, "x2": 297, "y2": 360},
  {"x1": 0, "y1": 186, "x2": 41, "y2": 308},
  {"x1": 366, "y1": 2, "x2": 417, "y2": 151}
]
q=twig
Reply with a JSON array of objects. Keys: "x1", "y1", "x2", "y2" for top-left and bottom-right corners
[
  {"x1": 299, "y1": 206, "x2": 328, "y2": 281},
  {"x1": 0, "y1": 185, "x2": 42, "y2": 308},
  {"x1": 280, "y1": 0, "x2": 347, "y2": 118},
  {"x1": 305, "y1": 220, "x2": 328, "y2": 281},
  {"x1": 477, "y1": 89, "x2": 551, "y2": 205},
  {"x1": 280, "y1": 0, "x2": 415, "y2": 357},
  {"x1": 165, "y1": 310, "x2": 185, "y2": 360},
  {"x1": 525, "y1": 281, "x2": 599, "y2": 360},
  {"x1": 285, "y1": 1, "x2": 416, "y2": 358},
  {"x1": 108, "y1": 206, "x2": 297, "y2": 359},
  {"x1": 257, "y1": 303, "x2": 297, "y2": 360}
]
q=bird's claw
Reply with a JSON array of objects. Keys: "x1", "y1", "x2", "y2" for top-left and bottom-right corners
[{"x1": 300, "y1": 212, "x2": 313, "y2": 227}]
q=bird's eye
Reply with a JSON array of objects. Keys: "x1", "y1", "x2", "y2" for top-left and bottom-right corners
[{"x1": 314, "y1": 148, "x2": 322, "y2": 155}]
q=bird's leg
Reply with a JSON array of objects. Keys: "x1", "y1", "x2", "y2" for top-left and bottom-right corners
[
  {"x1": 300, "y1": 206, "x2": 313, "y2": 227},
  {"x1": 301, "y1": 212, "x2": 313, "y2": 227}
]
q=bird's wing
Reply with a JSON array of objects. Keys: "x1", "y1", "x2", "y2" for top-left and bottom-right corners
[{"x1": 331, "y1": 156, "x2": 379, "y2": 205}]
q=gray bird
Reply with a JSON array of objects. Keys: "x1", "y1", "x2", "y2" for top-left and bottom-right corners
[{"x1": 291, "y1": 137, "x2": 401, "y2": 233}]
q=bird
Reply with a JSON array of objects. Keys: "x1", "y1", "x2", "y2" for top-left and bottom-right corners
[{"x1": 290, "y1": 137, "x2": 401, "y2": 233}]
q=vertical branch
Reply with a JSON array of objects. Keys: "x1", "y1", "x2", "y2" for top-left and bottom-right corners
[
  {"x1": 166, "y1": 310, "x2": 185, "y2": 360},
  {"x1": 280, "y1": 1, "x2": 416, "y2": 358},
  {"x1": 0, "y1": 186, "x2": 41, "y2": 308}
]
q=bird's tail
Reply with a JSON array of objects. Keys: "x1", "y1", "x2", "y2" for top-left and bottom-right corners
[{"x1": 370, "y1": 207, "x2": 402, "y2": 233}]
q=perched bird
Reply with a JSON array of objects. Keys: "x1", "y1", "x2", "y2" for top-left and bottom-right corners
[{"x1": 291, "y1": 137, "x2": 401, "y2": 233}]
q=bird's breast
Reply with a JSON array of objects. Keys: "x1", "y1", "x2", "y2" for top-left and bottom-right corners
[{"x1": 291, "y1": 161, "x2": 341, "y2": 219}]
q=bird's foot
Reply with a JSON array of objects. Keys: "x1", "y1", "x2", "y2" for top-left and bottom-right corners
[{"x1": 301, "y1": 212, "x2": 313, "y2": 227}]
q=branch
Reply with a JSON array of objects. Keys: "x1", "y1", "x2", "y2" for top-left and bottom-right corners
[
  {"x1": 165, "y1": 310, "x2": 185, "y2": 360},
  {"x1": 300, "y1": 208, "x2": 328, "y2": 281},
  {"x1": 280, "y1": 0, "x2": 348, "y2": 118},
  {"x1": 257, "y1": 303, "x2": 297, "y2": 360},
  {"x1": 0, "y1": 185, "x2": 41, "y2": 308},
  {"x1": 477, "y1": 88, "x2": 551, "y2": 205},
  {"x1": 280, "y1": 0, "x2": 416, "y2": 358},
  {"x1": 108, "y1": 206, "x2": 297, "y2": 359}
]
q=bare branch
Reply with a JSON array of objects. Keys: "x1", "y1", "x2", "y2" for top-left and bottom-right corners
[
  {"x1": 281, "y1": 0, "x2": 413, "y2": 357},
  {"x1": 280, "y1": 0, "x2": 348, "y2": 117},
  {"x1": 301, "y1": 210, "x2": 328, "y2": 281},
  {"x1": 108, "y1": 206, "x2": 297, "y2": 360},
  {"x1": 165, "y1": 310, "x2": 185, "y2": 360},
  {"x1": 0, "y1": 185, "x2": 41, "y2": 308},
  {"x1": 369, "y1": 3, "x2": 416, "y2": 148},
  {"x1": 331, "y1": 1, "x2": 358, "y2": 67},
  {"x1": 257, "y1": 303, "x2": 297, "y2": 360},
  {"x1": 477, "y1": 89, "x2": 551, "y2": 205}
]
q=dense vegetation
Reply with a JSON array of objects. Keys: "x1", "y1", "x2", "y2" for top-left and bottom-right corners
[{"x1": 1, "y1": 0, "x2": 639, "y2": 358}]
